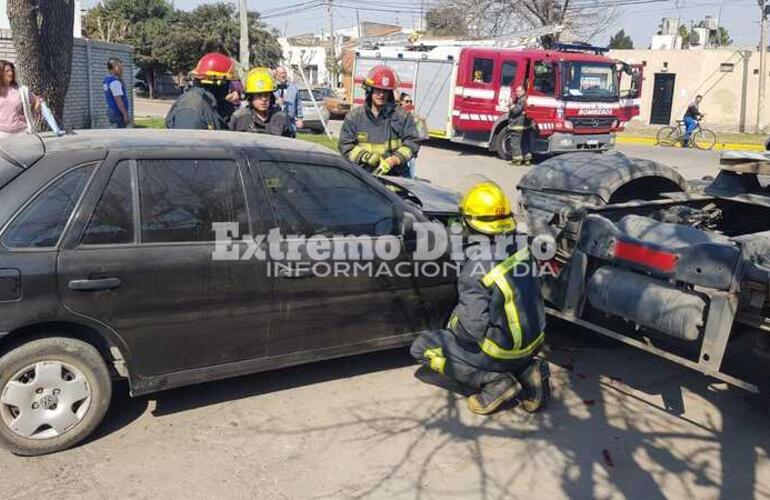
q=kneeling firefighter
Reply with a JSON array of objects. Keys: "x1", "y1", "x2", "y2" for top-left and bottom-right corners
[
  {"x1": 338, "y1": 65, "x2": 419, "y2": 177},
  {"x1": 229, "y1": 68, "x2": 292, "y2": 136},
  {"x1": 411, "y1": 181, "x2": 550, "y2": 415},
  {"x1": 165, "y1": 53, "x2": 241, "y2": 130}
]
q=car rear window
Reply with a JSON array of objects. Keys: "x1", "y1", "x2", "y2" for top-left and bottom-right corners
[{"x1": 1, "y1": 165, "x2": 94, "y2": 249}]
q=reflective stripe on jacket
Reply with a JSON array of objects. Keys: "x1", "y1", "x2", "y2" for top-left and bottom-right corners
[
  {"x1": 449, "y1": 243, "x2": 546, "y2": 361},
  {"x1": 338, "y1": 103, "x2": 420, "y2": 169}
]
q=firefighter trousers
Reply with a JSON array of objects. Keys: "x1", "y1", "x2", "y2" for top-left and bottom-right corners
[{"x1": 410, "y1": 329, "x2": 533, "y2": 391}]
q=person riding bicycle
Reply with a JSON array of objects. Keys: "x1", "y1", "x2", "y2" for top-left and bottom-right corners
[{"x1": 682, "y1": 95, "x2": 703, "y2": 147}]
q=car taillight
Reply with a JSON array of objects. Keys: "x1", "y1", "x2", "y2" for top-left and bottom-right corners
[{"x1": 613, "y1": 241, "x2": 678, "y2": 273}]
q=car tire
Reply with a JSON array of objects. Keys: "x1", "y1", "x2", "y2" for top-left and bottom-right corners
[
  {"x1": 0, "y1": 337, "x2": 112, "y2": 456},
  {"x1": 493, "y1": 128, "x2": 513, "y2": 161}
]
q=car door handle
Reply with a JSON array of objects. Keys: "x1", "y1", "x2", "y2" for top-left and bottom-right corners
[
  {"x1": 68, "y1": 278, "x2": 122, "y2": 291},
  {"x1": 277, "y1": 266, "x2": 316, "y2": 279}
]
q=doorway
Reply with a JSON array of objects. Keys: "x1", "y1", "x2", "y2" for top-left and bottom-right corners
[{"x1": 650, "y1": 73, "x2": 676, "y2": 125}]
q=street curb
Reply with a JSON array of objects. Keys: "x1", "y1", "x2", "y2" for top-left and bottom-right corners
[{"x1": 617, "y1": 135, "x2": 765, "y2": 152}]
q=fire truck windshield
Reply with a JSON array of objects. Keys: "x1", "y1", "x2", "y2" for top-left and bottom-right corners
[{"x1": 560, "y1": 62, "x2": 619, "y2": 102}]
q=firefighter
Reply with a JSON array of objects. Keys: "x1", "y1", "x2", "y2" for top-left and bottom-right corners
[
  {"x1": 338, "y1": 65, "x2": 419, "y2": 177},
  {"x1": 165, "y1": 53, "x2": 241, "y2": 130},
  {"x1": 507, "y1": 85, "x2": 531, "y2": 166},
  {"x1": 411, "y1": 181, "x2": 550, "y2": 415},
  {"x1": 229, "y1": 68, "x2": 292, "y2": 136}
]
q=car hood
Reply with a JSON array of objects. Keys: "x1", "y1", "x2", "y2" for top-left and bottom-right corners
[{"x1": 377, "y1": 176, "x2": 460, "y2": 216}]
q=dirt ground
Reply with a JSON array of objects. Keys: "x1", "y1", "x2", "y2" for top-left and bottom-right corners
[{"x1": 1, "y1": 327, "x2": 768, "y2": 499}]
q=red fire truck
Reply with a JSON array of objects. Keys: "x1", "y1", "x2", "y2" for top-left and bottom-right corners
[{"x1": 352, "y1": 43, "x2": 643, "y2": 159}]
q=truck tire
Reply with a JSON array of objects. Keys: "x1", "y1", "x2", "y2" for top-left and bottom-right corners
[
  {"x1": 492, "y1": 129, "x2": 513, "y2": 161},
  {"x1": 0, "y1": 337, "x2": 112, "y2": 456}
]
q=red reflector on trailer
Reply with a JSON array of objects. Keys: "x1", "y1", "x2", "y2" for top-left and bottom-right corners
[{"x1": 613, "y1": 241, "x2": 678, "y2": 272}]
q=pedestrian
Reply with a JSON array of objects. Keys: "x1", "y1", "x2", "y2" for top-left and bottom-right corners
[
  {"x1": 411, "y1": 181, "x2": 550, "y2": 415},
  {"x1": 339, "y1": 65, "x2": 419, "y2": 177},
  {"x1": 507, "y1": 85, "x2": 531, "y2": 166},
  {"x1": 682, "y1": 95, "x2": 704, "y2": 147},
  {"x1": 103, "y1": 58, "x2": 130, "y2": 129},
  {"x1": 398, "y1": 92, "x2": 418, "y2": 178},
  {"x1": 166, "y1": 53, "x2": 241, "y2": 130},
  {"x1": 0, "y1": 59, "x2": 41, "y2": 138},
  {"x1": 229, "y1": 68, "x2": 293, "y2": 137},
  {"x1": 273, "y1": 66, "x2": 303, "y2": 135}
]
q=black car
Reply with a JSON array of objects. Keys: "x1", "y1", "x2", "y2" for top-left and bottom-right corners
[{"x1": 0, "y1": 130, "x2": 458, "y2": 455}]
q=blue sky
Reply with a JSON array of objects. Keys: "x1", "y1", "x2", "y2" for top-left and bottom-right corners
[{"x1": 81, "y1": 0, "x2": 762, "y2": 49}]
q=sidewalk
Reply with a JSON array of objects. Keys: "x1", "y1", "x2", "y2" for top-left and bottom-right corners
[{"x1": 618, "y1": 126, "x2": 766, "y2": 152}]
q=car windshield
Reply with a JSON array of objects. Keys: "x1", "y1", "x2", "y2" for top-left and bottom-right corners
[
  {"x1": 299, "y1": 89, "x2": 329, "y2": 101},
  {"x1": 560, "y1": 62, "x2": 618, "y2": 101}
]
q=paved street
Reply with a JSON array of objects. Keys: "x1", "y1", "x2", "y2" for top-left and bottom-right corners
[{"x1": 16, "y1": 100, "x2": 761, "y2": 499}]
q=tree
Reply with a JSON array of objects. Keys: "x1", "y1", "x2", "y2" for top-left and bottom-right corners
[
  {"x1": 426, "y1": 7, "x2": 468, "y2": 37},
  {"x1": 423, "y1": 0, "x2": 617, "y2": 42},
  {"x1": 678, "y1": 24, "x2": 690, "y2": 49},
  {"x1": 85, "y1": 1, "x2": 282, "y2": 96},
  {"x1": 608, "y1": 29, "x2": 633, "y2": 49},
  {"x1": 7, "y1": 0, "x2": 76, "y2": 124},
  {"x1": 83, "y1": 0, "x2": 175, "y2": 98}
]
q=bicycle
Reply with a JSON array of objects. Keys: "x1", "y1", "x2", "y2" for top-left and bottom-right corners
[{"x1": 656, "y1": 119, "x2": 717, "y2": 150}]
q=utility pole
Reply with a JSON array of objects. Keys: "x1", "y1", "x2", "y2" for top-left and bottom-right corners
[
  {"x1": 239, "y1": 0, "x2": 249, "y2": 68},
  {"x1": 327, "y1": 0, "x2": 337, "y2": 86},
  {"x1": 356, "y1": 9, "x2": 361, "y2": 39},
  {"x1": 758, "y1": 0, "x2": 768, "y2": 133}
]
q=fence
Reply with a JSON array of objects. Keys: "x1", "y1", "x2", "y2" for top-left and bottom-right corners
[{"x1": 0, "y1": 30, "x2": 134, "y2": 130}]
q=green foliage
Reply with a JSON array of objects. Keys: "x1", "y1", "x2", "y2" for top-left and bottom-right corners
[
  {"x1": 608, "y1": 29, "x2": 633, "y2": 50},
  {"x1": 84, "y1": 0, "x2": 282, "y2": 90}
]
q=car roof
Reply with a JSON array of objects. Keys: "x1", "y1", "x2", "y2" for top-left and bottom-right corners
[{"x1": 5, "y1": 129, "x2": 337, "y2": 158}]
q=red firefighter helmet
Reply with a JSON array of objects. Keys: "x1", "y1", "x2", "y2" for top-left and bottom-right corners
[
  {"x1": 191, "y1": 53, "x2": 237, "y2": 84},
  {"x1": 363, "y1": 65, "x2": 400, "y2": 91}
]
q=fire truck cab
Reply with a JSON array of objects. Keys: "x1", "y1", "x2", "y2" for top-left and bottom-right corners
[{"x1": 353, "y1": 43, "x2": 643, "y2": 160}]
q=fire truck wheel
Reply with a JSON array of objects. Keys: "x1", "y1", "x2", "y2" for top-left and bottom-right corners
[{"x1": 492, "y1": 129, "x2": 513, "y2": 161}]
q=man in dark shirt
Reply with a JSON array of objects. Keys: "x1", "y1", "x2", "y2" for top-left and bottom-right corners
[{"x1": 682, "y1": 95, "x2": 703, "y2": 147}]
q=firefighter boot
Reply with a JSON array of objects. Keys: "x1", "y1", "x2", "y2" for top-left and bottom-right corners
[
  {"x1": 519, "y1": 359, "x2": 551, "y2": 413},
  {"x1": 467, "y1": 373, "x2": 522, "y2": 415},
  {"x1": 523, "y1": 153, "x2": 533, "y2": 166},
  {"x1": 509, "y1": 156, "x2": 524, "y2": 167}
]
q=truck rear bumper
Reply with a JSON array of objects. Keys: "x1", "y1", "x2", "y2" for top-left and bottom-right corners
[{"x1": 534, "y1": 132, "x2": 615, "y2": 153}]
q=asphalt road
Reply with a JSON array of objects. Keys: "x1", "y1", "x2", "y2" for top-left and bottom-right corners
[{"x1": 18, "y1": 102, "x2": 763, "y2": 499}]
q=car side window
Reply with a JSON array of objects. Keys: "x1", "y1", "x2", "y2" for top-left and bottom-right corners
[
  {"x1": 261, "y1": 161, "x2": 397, "y2": 236},
  {"x1": 138, "y1": 159, "x2": 249, "y2": 243},
  {"x1": 501, "y1": 61, "x2": 518, "y2": 87},
  {"x1": 2, "y1": 165, "x2": 94, "y2": 249},
  {"x1": 471, "y1": 58, "x2": 494, "y2": 85},
  {"x1": 82, "y1": 160, "x2": 134, "y2": 245}
]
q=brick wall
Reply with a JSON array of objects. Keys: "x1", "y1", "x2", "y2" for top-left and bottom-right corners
[{"x1": 0, "y1": 30, "x2": 134, "y2": 129}]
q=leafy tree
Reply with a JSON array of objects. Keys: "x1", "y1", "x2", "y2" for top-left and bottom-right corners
[
  {"x1": 84, "y1": 1, "x2": 281, "y2": 97},
  {"x1": 8, "y1": 0, "x2": 76, "y2": 124},
  {"x1": 608, "y1": 29, "x2": 633, "y2": 49},
  {"x1": 426, "y1": 7, "x2": 468, "y2": 37}
]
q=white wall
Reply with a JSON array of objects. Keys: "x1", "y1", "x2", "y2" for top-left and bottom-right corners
[{"x1": 279, "y1": 38, "x2": 330, "y2": 87}]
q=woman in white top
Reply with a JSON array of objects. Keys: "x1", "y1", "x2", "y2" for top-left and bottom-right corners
[{"x1": 0, "y1": 60, "x2": 41, "y2": 138}]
